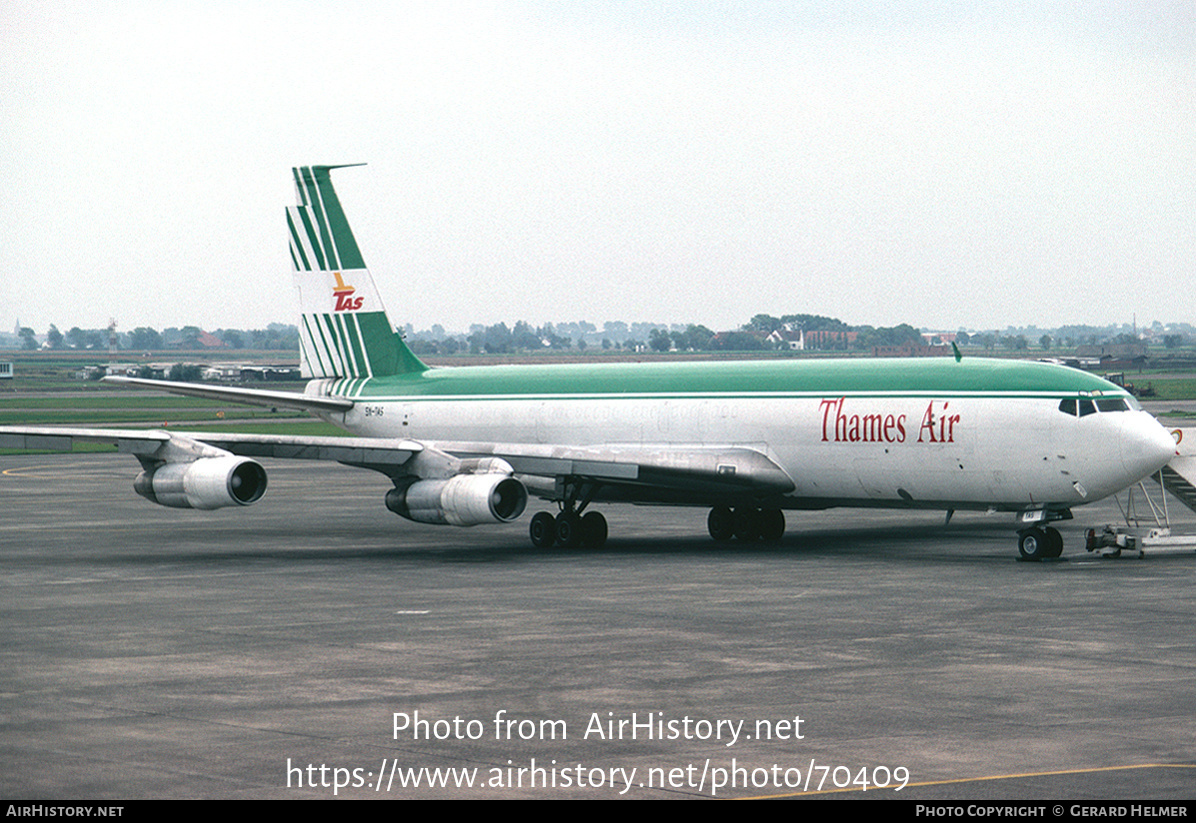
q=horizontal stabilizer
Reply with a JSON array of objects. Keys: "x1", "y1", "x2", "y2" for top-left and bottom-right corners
[{"x1": 104, "y1": 376, "x2": 353, "y2": 412}]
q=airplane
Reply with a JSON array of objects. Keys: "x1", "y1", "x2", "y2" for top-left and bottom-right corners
[{"x1": 0, "y1": 165, "x2": 1180, "y2": 560}]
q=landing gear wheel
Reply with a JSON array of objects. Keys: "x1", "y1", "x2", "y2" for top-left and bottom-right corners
[
  {"x1": 580, "y1": 511, "x2": 608, "y2": 548},
  {"x1": 529, "y1": 511, "x2": 556, "y2": 549},
  {"x1": 708, "y1": 506, "x2": 734, "y2": 541},
  {"x1": 758, "y1": 509, "x2": 786, "y2": 542},
  {"x1": 733, "y1": 507, "x2": 759, "y2": 541},
  {"x1": 555, "y1": 512, "x2": 582, "y2": 548},
  {"x1": 1044, "y1": 526, "x2": 1064, "y2": 558},
  {"x1": 1018, "y1": 527, "x2": 1049, "y2": 561}
]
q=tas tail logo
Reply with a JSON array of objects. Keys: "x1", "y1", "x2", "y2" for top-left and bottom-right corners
[{"x1": 331, "y1": 272, "x2": 363, "y2": 312}]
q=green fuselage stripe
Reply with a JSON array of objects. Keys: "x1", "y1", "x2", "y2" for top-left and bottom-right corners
[{"x1": 332, "y1": 358, "x2": 1126, "y2": 402}]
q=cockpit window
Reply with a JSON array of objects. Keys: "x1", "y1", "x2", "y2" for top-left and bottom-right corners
[{"x1": 1059, "y1": 395, "x2": 1133, "y2": 416}]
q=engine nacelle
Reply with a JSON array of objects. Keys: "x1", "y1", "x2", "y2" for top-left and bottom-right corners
[
  {"x1": 134, "y1": 456, "x2": 268, "y2": 510},
  {"x1": 385, "y1": 473, "x2": 528, "y2": 526}
]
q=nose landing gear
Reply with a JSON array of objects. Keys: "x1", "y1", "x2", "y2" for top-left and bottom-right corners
[{"x1": 1017, "y1": 526, "x2": 1064, "y2": 560}]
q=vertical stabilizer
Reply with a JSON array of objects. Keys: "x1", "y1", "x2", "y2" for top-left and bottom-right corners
[{"x1": 288, "y1": 165, "x2": 426, "y2": 379}]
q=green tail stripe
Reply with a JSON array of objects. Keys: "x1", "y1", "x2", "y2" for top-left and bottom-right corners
[
  {"x1": 306, "y1": 176, "x2": 340, "y2": 271},
  {"x1": 343, "y1": 315, "x2": 370, "y2": 377},
  {"x1": 331, "y1": 314, "x2": 360, "y2": 377},
  {"x1": 286, "y1": 211, "x2": 312, "y2": 271},
  {"x1": 293, "y1": 166, "x2": 366, "y2": 271},
  {"x1": 294, "y1": 207, "x2": 327, "y2": 271}
]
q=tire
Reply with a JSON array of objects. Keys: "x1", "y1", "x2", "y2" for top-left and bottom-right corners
[
  {"x1": 758, "y1": 509, "x2": 785, "y2": 542},
  {"x1": 733, "y1": 507, "x2": 759, "y2": 541},
  {"x1": 1044, "y1": 526, "x2": 1064, "y2": 558},
  {"x1": 580, "y1": 511, "x2": 608, "y2": 548},
  {"x1": 529, "y1": 511, "x2": 556, "y2": 548},
  {"x1": 1018, "y1": 527, "x2": 1049, "y2": 561},
  {"x1": 555, "y1": 512, "x2": 582, "y2": 549},
  {"x1": 708, "y1": 506, "x2": 734, "y2": 541}
]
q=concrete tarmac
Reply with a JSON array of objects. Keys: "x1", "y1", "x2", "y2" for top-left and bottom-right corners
[{"x1": 2, "y1": 453, "x2": 1194, "y2": 800}]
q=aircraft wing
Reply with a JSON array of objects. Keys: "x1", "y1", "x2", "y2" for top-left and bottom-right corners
[
  {"x1": 0, "y1": 427, "x2": 420, "y2": 465},
  {"x1": 0, "y1": 424, "x2": 791, "y2": 500}
]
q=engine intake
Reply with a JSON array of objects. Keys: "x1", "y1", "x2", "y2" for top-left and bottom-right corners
[
  {"x1": 135, "y1": 456, "x2": 268, "y2": 509},
  {"x1": 386, "y1": 474, "x2": 528, "y2": 526}
]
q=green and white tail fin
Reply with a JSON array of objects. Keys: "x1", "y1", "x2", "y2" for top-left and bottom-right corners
[{"x1": 288, "y1": 164, "x2": 426, "y2": 380}]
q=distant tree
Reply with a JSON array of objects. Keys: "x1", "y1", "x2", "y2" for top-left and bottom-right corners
[
  {"x1": 712, "y1": 331, "x2": 764, "y2": 351},
  {"x1": 648, "y1": 328, "x2": 671, "y2": 352},
  {"x1": 511, "y1": 321, "x2": 541, "y2": 350},
  {"x1": 1039, "y1": 334, "x2": 1052, "y2": 350},
  {"x1": 19, "y1": 327, "x2": 37, "y2": 350},
  {"x1": 854, "y1": 324, "x2": 921, "y2": 350},
  {"x1": 46, "y1": 325, "x2": 63, "y2": 349},
  {"x1": 780, "y1": 313, "x2": 848, "y2": 332},
  {"x1": 1163, "y1": 334, "x2": 1185, "y2": 349},
  {"x1": 744, "y1": 314, "x2": 783, "y2": 334},
  {"x1": 168, "y1": 363, "x2": 203, "y2": 381},
  {"x1": 179, "y1": 326, "x2": 203, "y2": 348},
  {"x1": 128, "y1": 327, "x2": 163, "y2": 350},
  {"x1": 61, "y1": 326, "x2": 108, "y2": 349},
  {"x1": 678, "y1": 324, "x2": 715, "y2": 351},
  {"x1": 955, "y1": 331, "x2": 970, "y2": 347},
  {"x1": 220, "y1": 329, "x2": 244, "y2": 349}
]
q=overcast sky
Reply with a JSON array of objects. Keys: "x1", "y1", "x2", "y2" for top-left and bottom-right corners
[{"x1": 3, "y1": 1, "x2": 1193, "y2": 336}]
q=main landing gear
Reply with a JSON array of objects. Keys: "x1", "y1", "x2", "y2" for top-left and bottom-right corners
[
  {"x1": 707, "y1": 506, "x2": 785, "y2": 542},
  {"x1": 529, "y1": 509, "x2": 608, "y2": 549},
  {"x1": 528, "y1": 479, "x2": 607, "y2": 549}
]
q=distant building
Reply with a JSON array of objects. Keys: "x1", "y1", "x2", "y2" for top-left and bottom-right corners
[
  {"x1": 766, "y1": 329, "x2": 804, "y2": 350},
  {"x1": 1074, "y1": 343, "x2": 1148, "y2": 370},
  {"x1": 766, "y1": 328, "x2": 858, "y2": 350},
  {"x1": 872, "y1": 344, "x2": 955, "y2": 358},
  {"x1": 0, "y1": 361, "x2": 12, "y2": 379}
]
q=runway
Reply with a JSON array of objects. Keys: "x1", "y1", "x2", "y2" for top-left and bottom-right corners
[{"x1": 2, "y1": 453, "x2": 1194, "y2": 799}]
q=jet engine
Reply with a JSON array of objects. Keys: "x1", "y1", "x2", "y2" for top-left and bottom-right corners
[
  {"x1": 385, "y1": 473, "x2": 528, "y2": 526},
  {"x1": 134, "y1": 456, "x2": 268, "y2": 510}
]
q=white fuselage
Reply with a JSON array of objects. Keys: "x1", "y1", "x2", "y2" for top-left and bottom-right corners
[{"x1": 324, "y1": 390, "x2": 1175, "y2": 512}]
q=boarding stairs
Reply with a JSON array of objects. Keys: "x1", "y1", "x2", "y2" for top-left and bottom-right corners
[
  {"x1": 1087, "y1": 427, "x2": 1196, "y2": 557},
  {"x1": 1155, "y1": 460, "x2": 1196, "y2": 513}
]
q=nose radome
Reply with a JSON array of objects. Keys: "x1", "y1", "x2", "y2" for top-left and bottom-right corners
[{"x1": 1120, "y1": 414, "x2": 1179, "y2": 481}]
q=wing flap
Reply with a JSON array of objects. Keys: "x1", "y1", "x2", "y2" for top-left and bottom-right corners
[{"x1": 433, "y1": 441, "x2": 795, "y2": 495}]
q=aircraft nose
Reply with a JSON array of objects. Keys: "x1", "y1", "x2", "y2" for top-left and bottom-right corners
[{"x1": 1119, "y1": 414, "x2": 1179, "y2": 481}]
